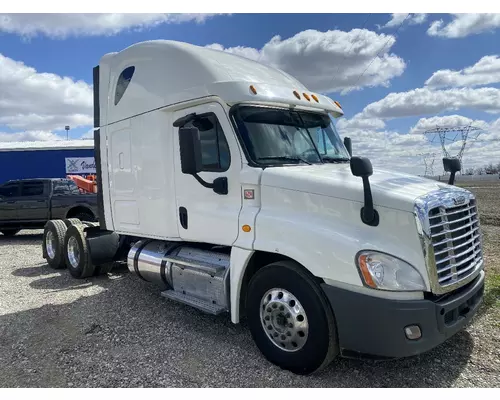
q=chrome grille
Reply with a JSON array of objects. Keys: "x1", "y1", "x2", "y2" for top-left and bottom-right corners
[{"x1": 428, "y1": 199, "x2": 483, "y2": 287}]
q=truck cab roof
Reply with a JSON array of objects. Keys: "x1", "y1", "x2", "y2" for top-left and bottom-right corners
[{"x1": 98, "y1": 40, "x2": 344, "y2": 127}]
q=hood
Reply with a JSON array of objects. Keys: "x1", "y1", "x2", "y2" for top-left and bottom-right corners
[{"x1": 260, "y1": 164, "x2": 469, "y2": 213}]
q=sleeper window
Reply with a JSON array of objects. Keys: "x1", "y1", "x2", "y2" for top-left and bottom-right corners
[{"x1": 114, "y1": 66, "x2": 135, "y2": 105}]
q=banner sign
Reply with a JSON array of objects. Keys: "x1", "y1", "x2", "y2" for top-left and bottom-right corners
[{"x1": 65, "y1": 157, "x2": 96, "y2": 174}]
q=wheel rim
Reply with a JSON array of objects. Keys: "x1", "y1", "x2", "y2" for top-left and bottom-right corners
[
  {"x1": 67, "y1": 236, "x2": 80, "y2": 269},
  {"x1": 260, "y1": 288, "x2": 309, "y2": 352},
  {"x1": 46, "y1": 231, "x2": 56, "y2": 259}
]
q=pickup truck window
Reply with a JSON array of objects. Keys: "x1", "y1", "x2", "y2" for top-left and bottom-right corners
[
  {"x1": 53, "y1": 181, "x2": 81, "y2": 195},
  {"x1": 181, "y1": 113, "x2": 230, "y2": 172},
  {"x1": 21, "y1": 181, "x2": 45, "y2": 196},
  {"x1": 0, "y1": 182, "x2": 20, "y2": 198}
]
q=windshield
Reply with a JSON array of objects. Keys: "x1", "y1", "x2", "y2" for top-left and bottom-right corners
[{"x1": 232, "y1": 106, "x2": 350, "y2": 166}]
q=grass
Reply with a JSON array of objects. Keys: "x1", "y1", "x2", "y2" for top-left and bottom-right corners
[{"x1": 483, "y1": 272, "x2": 500, "y2": 326}]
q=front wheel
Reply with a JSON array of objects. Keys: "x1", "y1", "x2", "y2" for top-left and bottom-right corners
[{"x1": 245, "y1": 260, "x2": 339, "y2": 375}]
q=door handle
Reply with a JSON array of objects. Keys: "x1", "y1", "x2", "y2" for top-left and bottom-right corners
[{"x1": 179, "y1": 207, "x2": 188, "y2": 229}]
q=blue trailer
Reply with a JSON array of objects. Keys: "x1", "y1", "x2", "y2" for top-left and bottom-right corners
[{"x1": 0, "y1": 140, "x2": 95, "y2": 184}]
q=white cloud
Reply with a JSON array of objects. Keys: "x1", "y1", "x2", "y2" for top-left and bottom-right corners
[
  {"x1": 427, "y1": 13, "x2": 500, "y2": 38},
  {"x1": 208, "y1": 28, "x2": 406, "y2": 94},
  {"x1": 0, "y1": 13, "x2": 224, "y2": 39},
  {"x1": 409, "y1": 115, "x2": 489, "y2": 134},
  {"x1": 381, "y1": 13, "x2": 427, "y2": 29},
  {"x1": 342, "y1": 114, "x2": 500, "y2": 175},
  {"x1": 358, "y1": 87, "x2": 500, "y2": 120},
  {"x1": 81, "y1": 129, "x2": 95, "y2": 139},
  {"x1": 0, "y1": 53, "x2": 93, "y2": 134},
  {"x1": 337, "y1": 115, "x2": 386, "y2": 131},
  {"x1": 425, "y1": 55, "x2": 500, "y2": 89},
  {"x1": 0, "y1": 130, "x2": 63, "y2": 142}
]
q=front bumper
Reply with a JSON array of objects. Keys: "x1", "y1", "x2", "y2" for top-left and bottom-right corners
[{"x1": 321, "y1": 271, "x2": 485, "y2": 359}]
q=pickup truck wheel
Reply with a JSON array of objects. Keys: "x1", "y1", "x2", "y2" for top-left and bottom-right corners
[
  {"x1": 43, "y1": 220, "x2": 67, "y2": 269},
  {"x1": 1, "y1": 229, "x2": 20, "y2": 237},
  {"x1": 64, "y1": 224, "x2": 95, "y2": 279},
  {"x1": 74, "y1": 212, "x2": 95, "y2": 223},
  {"x1": 246, "y1": 260, "x2": 339, "y2": 375}
]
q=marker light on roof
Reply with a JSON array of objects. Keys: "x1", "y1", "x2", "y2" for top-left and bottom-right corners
[
  {"x1": 293, "y1": 90, "x2": 301, "y2": 100},
  {"x1": 303, "y1": 93, "x2": 311, "y2": 101},
  {"x1": 334, "y1": 100, "x2": 342, "y2": 109},
  {"x1": 311, "y1": 94, "x2": 319, "y2": 103},
  {"x1": 249, "y1": 85, "x2": 257, "y2": 95}
]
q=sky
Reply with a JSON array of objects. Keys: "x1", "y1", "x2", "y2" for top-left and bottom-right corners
[{"x1": 1, "y1": 12, "x2": 500, "y2": 175}]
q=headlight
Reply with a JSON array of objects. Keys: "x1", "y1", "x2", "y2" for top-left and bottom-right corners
[{"x1": 356, "y1": 251, "x2": 425, "y2": 291}]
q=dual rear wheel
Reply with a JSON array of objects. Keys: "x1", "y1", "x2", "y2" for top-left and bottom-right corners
[{"x1": 43, "y1": 219, "x2": 112, "y2": 278}]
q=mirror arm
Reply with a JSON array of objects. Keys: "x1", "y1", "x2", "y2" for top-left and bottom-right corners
[
  {"x1": 360, "y1": 176, "x2": 378, "y2": 226},
  {"x1": 448, "y1": 171, "x2": 457, "y2": 186},
  {"x1": 192, "y1": 173, "x2": 213, "y2": 189},
  {"x1": 191, "y1": 174, "x2": 228, "y2": 195}
]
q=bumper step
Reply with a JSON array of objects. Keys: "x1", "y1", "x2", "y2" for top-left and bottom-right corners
[{"x1": 161, "y1": 290, "x2": 226, "y2": 315}]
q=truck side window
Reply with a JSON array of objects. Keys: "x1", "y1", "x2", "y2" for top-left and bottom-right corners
[
  {"x1": 0, "y1": 183, "x2": 20, "y2": 198},
  {"x1": 114, "y1": 66, "x2": 135, "y2": 105},
  {"x1": 21, "y1": 181, "x2": 44, "y2": 196},
  {"x1": 182, "y1": 113, "x2": 230, "y2": 172}
]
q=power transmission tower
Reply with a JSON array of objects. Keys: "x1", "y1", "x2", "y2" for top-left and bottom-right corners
[
  {"x1": 423, "y1": 125, "x2": 483, "y2": 173},
  {"x1": 419, "y1": 152, "x2": 436, "y2": 176}
]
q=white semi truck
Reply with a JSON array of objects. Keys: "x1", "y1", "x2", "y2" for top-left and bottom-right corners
[{"x1": 42, "y1": 40, "x2": 485, "y2": 375}]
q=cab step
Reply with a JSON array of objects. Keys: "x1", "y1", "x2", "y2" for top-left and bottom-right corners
[{"x1": 161, "y1": 290, "x2": 227, "y2": 315}]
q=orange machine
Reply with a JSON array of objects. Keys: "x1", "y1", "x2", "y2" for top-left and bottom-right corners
[{"x1": 67, "y1": 174, "x2": 98, "y2": 193}]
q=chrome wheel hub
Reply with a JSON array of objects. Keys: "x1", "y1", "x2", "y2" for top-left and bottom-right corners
[
  {"x1": 260, "y1": 288, "x2": 309, "y2": 352},
  {"x1": 67, "y1": 236, "x2": 80, "y2": 269},
  {"x1": 46, "y1": 231, "x2": 56, "y2": 259}
]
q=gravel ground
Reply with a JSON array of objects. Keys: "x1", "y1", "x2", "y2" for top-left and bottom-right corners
[{"x1": 0, "y1": 227, "x2": 499, "y2": 388}]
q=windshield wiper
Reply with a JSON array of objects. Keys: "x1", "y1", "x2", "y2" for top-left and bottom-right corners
[
  {"x1": 258, "y1": 156, "x2": 312, "y2": 165},
  {"x1": 322, "y1": 157, "x2": 350, "y2": 164}
]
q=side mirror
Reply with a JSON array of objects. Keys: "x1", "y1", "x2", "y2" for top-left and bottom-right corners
[
  {"x1": 179, "y1": 127, "x2": 202, "y2": 175},
  {"x1": 443, "y1": 157, "x2": 461, "y2": 173},
  {"x1": 443, "y1": 157, "x2": 461, "y2": 185},
  {"x1": 344, "y1": 137, "x2": 352, "y2": 157},
  {"x1": 177, "y1": 126, "x2": 228, "y2": 196},
  {"x1": 350, "y1": 156, "x2": 373, "y2": 177}
]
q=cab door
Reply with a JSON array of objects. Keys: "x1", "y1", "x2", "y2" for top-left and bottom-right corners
[
  {"x1": 172, "y1": 102, "x2": 243, "y2": 246},
  {"x1": 0, "y1": 182, "x2": 21, "y2": 222},
  {"x1": 17, "y1": 180, "x2": 50, "y2": 222}
]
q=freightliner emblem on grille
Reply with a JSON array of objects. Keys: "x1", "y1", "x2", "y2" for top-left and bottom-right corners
[{"x1": 453, "y1": 195, "x2": 466, "y2": 206}]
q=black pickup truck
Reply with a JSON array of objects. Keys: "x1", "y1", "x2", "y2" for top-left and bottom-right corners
[{"x1": 0, "y1": 178, "x2": 98, "y2": 236}]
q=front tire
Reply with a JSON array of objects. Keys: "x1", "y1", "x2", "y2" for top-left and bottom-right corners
[{"x1": 246, "y1": 260, "x2": 339, "y2": 375}]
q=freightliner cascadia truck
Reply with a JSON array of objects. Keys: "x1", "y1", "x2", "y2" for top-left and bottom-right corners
[{"x1": 42, "y1": 40, "x2": 485, "y2": 375}]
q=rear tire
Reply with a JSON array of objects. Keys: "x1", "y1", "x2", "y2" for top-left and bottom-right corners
[
  {"x1": 63, "y1": 218, "x2": 82, "y2": 228},
  {"x1": 63, "y1": 224, "x2": 95, "y2": 279},
  {"x1": 245, "y1": 260, "x2": 339, "y2": 375},
  {"x1": 43, "y1": 220, "x2": 67, "y2": 269},
  {"x1": 1, "y1": 229, "x2": 21, "y2": 237}
]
